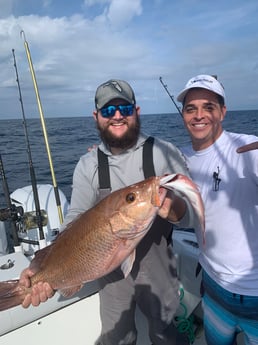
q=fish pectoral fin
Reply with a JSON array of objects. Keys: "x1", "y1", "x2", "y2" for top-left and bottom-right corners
[
  {"x1": 114, "y1": 227, "x2": 147, "y2": 239},
  {"x1": 60, "y1": 284, "x2": 83, "y2": 298},
  {"x1": 120, "y1": 251, "x2": 136, "y2": 278}
]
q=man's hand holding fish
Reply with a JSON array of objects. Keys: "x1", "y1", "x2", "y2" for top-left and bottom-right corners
[
  {"x1": 158, "y1": 189, "x2": 186, "y2": 222},
  {"x1": 20, "y1": 268, "x2": 54, "y2": 308}
]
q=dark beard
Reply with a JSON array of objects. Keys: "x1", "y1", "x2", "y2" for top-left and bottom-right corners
[{"x1": 97, "y1": 117, "x2": 141, "y2": 150}]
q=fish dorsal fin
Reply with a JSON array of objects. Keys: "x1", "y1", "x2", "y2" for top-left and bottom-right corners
[{"x1": 60, "y1": 284, "x2": 83, "y2": 297}]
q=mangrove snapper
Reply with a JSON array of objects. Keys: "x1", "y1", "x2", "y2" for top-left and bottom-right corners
[{"x1": 0, "y1": 174, "x2": 204, "y2": 311}]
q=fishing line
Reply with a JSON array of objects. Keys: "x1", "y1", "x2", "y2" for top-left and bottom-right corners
[
  {"x1": 159, "y1": 77, "x2": 183, "y2": 117},
  {"x1": 12, "y1": 48, "x2": 45, "y2": 242},
  {"x1": 20, "y1": 30, "x2": 63, "y2": 224}
]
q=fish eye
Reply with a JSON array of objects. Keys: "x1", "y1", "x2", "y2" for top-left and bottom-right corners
[{"x1": 126, "y1": 192, "x2": 136, "y2": 203}]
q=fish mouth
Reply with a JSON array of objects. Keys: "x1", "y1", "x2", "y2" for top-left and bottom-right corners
[
  {"x1": 158, "y1": 187, "x2": 167, "y2": 206},
  {"x1": 160, "y1": 174, "x2": 177, "y2": 185},
  {"x1": 150, "y1": 177, "x2": 168, "y2": 207}
]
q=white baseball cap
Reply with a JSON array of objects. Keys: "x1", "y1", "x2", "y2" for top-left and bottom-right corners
[{"x1": 177, "y1": 74, "x2": 225, "y2": 103}]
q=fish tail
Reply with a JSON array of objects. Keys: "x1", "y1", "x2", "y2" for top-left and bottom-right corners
[{"x1": 0, "y1": 280, "x2": 26, "y2": 311}]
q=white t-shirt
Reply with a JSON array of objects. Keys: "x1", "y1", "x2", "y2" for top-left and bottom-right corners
[{"x1": 182, "y1": 131, "x2": 258, "y2": 295}]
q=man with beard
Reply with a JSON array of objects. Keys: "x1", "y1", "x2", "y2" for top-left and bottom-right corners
[{"x1": 20, "y1": 79, "x2": 195, "y2": 345}]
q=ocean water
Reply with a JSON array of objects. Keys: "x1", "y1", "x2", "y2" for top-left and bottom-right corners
[{"x1": 0, "y1": 110, "x2": 257, "y2": 206}]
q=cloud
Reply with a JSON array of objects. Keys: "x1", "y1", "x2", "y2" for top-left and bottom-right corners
[
  {"x1": 107, "y1": 0, "x2": 142, "y2": 28},
  {"x1": 83, "y1": 0, "x2": 142, "y2": 29},
  {"x1": 0, "y1": 4, "x2": 154, "y2": 118},
  {"x1": 0, "y1": 0, "x2": 258, "y2": 119}
]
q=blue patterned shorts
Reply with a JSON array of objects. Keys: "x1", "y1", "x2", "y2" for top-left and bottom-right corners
[{"x1": 202, "y1": 271, "x2": 258, "y2": 345}]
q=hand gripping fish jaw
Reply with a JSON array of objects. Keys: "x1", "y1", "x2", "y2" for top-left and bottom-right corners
[{"x1": 160, "y1": 173, "x2": 205, "y2": 242}]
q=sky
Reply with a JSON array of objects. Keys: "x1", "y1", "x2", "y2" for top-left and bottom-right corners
[{"x1": 0, "y1": 0, "x2": 258, "y2": 119}]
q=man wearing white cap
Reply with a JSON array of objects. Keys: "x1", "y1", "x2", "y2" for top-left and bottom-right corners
[{"x1": 177, "y1": 74, "x2": 258, "y2": 345}]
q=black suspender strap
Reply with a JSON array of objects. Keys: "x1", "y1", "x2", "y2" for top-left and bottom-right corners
[
  {"x1": 98, "y1": 136, "x2": 155, "y2": 190},
  {"x1": 142, "y1": 136, "x2": 156, "y2": 178},
  {"x1": 97, "y1": 148, "x2": 111, "y2": 189}
]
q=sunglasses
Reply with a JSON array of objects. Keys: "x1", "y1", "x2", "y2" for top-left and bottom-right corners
[{"x1": 100, "y1": 104, "x2": 135, "y2": 118}]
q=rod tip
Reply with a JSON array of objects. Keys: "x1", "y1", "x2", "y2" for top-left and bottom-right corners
[{"x1": 20, "y1": 30, "x2": 26, "y2": 41}]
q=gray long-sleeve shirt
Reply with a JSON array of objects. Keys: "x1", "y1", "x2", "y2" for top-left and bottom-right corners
[{"x1": 61, "y1": 132, "x2": 195, "y2": 231}]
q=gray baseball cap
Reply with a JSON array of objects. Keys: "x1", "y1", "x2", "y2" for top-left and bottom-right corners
[{"x1": 95, "y1": 79, "x2": 136, "y2": 109}]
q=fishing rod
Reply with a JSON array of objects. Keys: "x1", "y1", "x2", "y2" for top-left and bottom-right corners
[
  {"x1": 159, "y1": 77, "x2": 183, "y2": 117},
  {"x1": 0, "y1": 154, "x2": 20, "y2": 249},
  {"x1": 20, "y1": 30, "x2": 63, "y2": 224},
  {"x1": 12, "y1": 48, "x2": 46, "y2": 244}
]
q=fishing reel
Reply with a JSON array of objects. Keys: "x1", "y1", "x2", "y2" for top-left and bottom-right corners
[
  {"x1": 0, "y1": 204, "x2": 48, "y2": 232},
  {"x1": 17, "y1": 209, "x2": 48, "y2": 233},
  {"x1": 0, "y1": 204, "x2": 24, "y2": 222}
]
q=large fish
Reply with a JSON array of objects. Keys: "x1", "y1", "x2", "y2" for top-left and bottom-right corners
[{"x1": 0, "y1": 173, "x2": 204, "y2": 311}]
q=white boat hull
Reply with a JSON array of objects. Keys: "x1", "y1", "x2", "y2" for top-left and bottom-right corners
[{"x1": 1, "y1": 290, "x2": 101, "y2": 345}]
